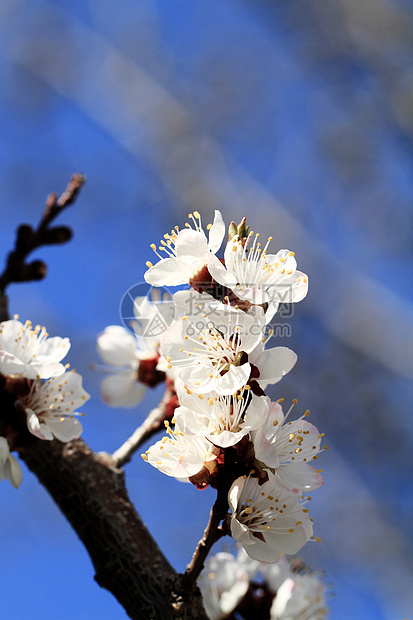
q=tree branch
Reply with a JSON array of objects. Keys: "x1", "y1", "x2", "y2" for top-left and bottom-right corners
[
  {"x1": 0, "y1": 173, "x2": 85, "y2": 296},
  {"x1": 181, "y1": 483, "x2": 230, "y2": 590},
  {"x1": 20, "y1": 437, "x2": 209, "y2": 620}
]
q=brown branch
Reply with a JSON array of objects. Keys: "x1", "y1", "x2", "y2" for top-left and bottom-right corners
[
  {"x1": 180, "y1": 483, "x2": 230, "y2": 590},
  {"x1": 20, "y1": 437, "x2": 209, "y2": 620},
  {"x1": 2, "y1": 176, "x2": 210, "y2": 618},
  {"x1": 0, "y1": 173, "x2": 86, "y2": 297}
]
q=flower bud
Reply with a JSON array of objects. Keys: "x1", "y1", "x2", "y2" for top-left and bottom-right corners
[
  {"x1": 43, "y1": 226, "x2": 72, "y2": 245},
  {"x1": 228, "y1": 221, "x2": 238, "y2": 240},
  {"x1": 24, "y1": 260, "x2": 47, "y2": 281},
  {"x1": 16, "y1": 224, "x2": 33, "y2": 249}
]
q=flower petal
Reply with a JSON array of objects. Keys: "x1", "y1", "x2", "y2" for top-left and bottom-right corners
[
  {"x1": 26, "y1": 408, "x2": 54, "y2": 440},
  {"x1": 145, "y1": 257, "x2": 189, "y2": 286},
  {"x1": 175, "y1": 228, "x2": 208, "y2": 262},
  {"x1": 45, "y1": 417, "x2": 83, "y2": 442},
  {"x1": 100, "y1": 373, "x2": 146, "y2": 408},
  {"x1": 5, "y1": 453, "x2": 23, "y2": 489},
  {"x1": 207, "y1": 253, "x2": 238, "y2": 288},
  {"x1": 208, "y1": 210, "x2": 225, "y2": 253},
  {"x1": 255, "y1": 346, "x2": 297, "y2": 388},
  {"x1": 96, "y1": 325, "x2": 138, "y2": 366},
  {"x1": 215, "y1": 363, "x2": 251, "y2": 395}
]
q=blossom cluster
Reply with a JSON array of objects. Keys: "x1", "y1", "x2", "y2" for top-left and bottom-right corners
[
  {"x1": 138, "y1": 211, "x2": 326, "y2": 563},
  {"x1": 198, "y1": 548, "x2": 329, "y2": 620},
  {"x1": 0, "y1": 316, "x2": 90, "y2": 488}
]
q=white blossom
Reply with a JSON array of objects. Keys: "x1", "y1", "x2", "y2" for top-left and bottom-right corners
[
  {"x1": 270, "y1": 572, "x2": 329, "y2": 619},
  {"x1": 144, "y1": 210, "x2": 225, "y2": 287},
  {"x1": 143, "y1": 417, "x2": 220, "y2": 481},
  {"x1": 0, "y1": 437, "x2": 23, "y2": 489},
  {"x1": 22, "y1": 371, "x2": 89, "y2": 441},
  {"x1": 96, "y1": 325, "x2": 155, "y2": 408},
  {"x1": 208, "y1": 234, "x2": 308, "y2": 323},
  {"x1": 162, "y1": 299, "x2": 265, "y2": 395},
  {"x1": 261, "y1": 555, "x2": 292, "y2": 593},
  {"x1": 198, "y1": 550, "x2": 258, "y2": 620},
  {"x1": 175, "y1": 384, "x2": 268, "y2": 448},
  {"x1": 252, "y1": 401, "x2": 324, "y2": 492},
  {"x1": 96, "y1": 292, "x2": 176, "y2": 407},
  {"x1": 228, "y1": 472, "x2": 313, "y2": 563},
  {"x1": 0, "y1": 318, "x2": 70, "y2": 379}
]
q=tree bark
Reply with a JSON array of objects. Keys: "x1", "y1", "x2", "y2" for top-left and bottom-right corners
[{"x1": 20, "y1": 438, "x2": 208, "y2": 620}]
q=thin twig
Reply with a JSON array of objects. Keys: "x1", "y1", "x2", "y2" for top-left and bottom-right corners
[
  {"x1": 0, "y1": 173, "x2": 86, "y2": 294},
  {"x1": 180, "y1": 484, "x2": 230, "y2": 590},
  {"x1": 111, "y1": 387, "x2": 173, "y2": 467}
]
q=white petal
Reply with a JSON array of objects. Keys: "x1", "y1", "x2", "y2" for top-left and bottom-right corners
[
  {"x1": 175, "y1": 228, "x2": 208, "y2": 262},
  {"x1": 172, "y1": 289, "x2": 217, "y2": 319},
  {"x1": 256, "y1": 347, "x2": 297, "y2": 388},
  {"x1": 0, "y1": 350, "x2": 26, "y2": 375},
  {"x1": 215, "y1": 363, "x2": 251, "y2": 395},
  {"x1": 236, "y1": 311, "x2": 265, "y2": 353},
  {"x1": 208, "y1": 210, "x2": 225, "y2": 253},
  {"x1": 207, "y1": 253, "x2": 238, "y2": 288},
  {"x1": 35, "y1": 336, "x2": 71, "y2": 364},
  {"x1": 174, "y1": 406, "x2": 210, "y2": 436},
  {"x1": 290, "y1": 271, "x2": 309, "y2": 302},
  {"x1": 270, "y1": 578, "x2": 295, "y2": 618},
  {"x1": 26, "y1": 409, "x2": 54, "y2": 440},
  {"x1": 30, "y1": 361, "x2": 67, "y2": 379},
  {"x1": 278, "y1": 463, "x2": 324, "y2": 492},
  {"x1": 0, "y1": 437, "x2": 10, "y2": 460},
  {"x1": 242, "y1": 395, "x2": 269, "y2": 432},
  {"x1": 144, "y1": 258, "x2": 189, "y2": 286},
  {"x1": 6, "y1": 453, "x2": 23, "y2": 489},
  {"x1": 179, "y1": 364, "x2": 217, "y2": 393},
  {"x1": 228, "y1": 476, "x2": 245, "y2": 513},
  {"x1": 45, "y1": 417, "x2": 83, "y2": 442},
  {"x1": 100, "y1": 373, "x2": 146, "y2": 408},
  {"x1": 230, "y1": 518, "x2": 255, "y2": 546},
  {"x1": 208, "y1": 429, "x2": 249, "y2": 448},
  {"x1": 96, "y1": 325, "x2": 138, "y2": 366},
  {"x1": 252, "y1": 401, "x2": 284, "y2": 468}
]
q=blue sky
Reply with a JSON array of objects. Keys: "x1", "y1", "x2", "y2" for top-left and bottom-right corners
[{"x1": 1, "y1": 1, "x2": 413, "y2": 618}]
